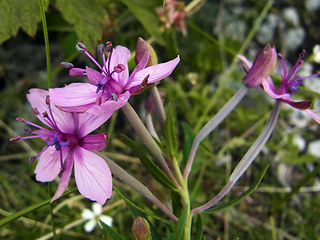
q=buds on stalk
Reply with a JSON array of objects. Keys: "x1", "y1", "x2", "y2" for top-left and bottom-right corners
[
  {"x1": 132, "y1": 216, "x2": 151, "y2": 240},
  {"x1": 243, "y1": 44, "x2": 277, "y2": 88},
  {"x1": 135, "y1": 37, "x2": 158, "y2": 67}
]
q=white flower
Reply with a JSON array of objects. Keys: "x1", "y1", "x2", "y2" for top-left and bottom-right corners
[
  {"x1": 313, "y1": 45, "x2": 320, "y2": 64},
  {"x1": 81, "y1": 203, "x2": 113, "y2": 233},
  {"x1": 307, "y1": 140, "x2": 320, "y2": 158}
]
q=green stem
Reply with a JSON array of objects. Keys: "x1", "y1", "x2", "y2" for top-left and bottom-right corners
[
  {"x1": 172, "y1": 158, "x2": 192, "y2": 240},
  {"x1": 39, "y1": 0, "x2": 52, "y2": 88},
  {"x1": 48, "y1": 183, "x2": 57, "y2": 240}
]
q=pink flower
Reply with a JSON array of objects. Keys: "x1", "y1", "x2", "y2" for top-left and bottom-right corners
[
  {"x1": 237, "y1": 47, "x2": 320, "y2": 124},
  {"x1": 11, "y1": 89, "x2": 112, "y2": 204},
  {"x1": 50, "y1": 42, "x2": 180, "y2": 115}
]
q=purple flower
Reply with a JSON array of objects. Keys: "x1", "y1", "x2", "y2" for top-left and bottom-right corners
[
  {"x1": 11, "y1": 89, "x2": 112, "y2": 204},
  {"x1": 238, "y1": 47, "x2": 320, "y2": 124},
  {"x1": 50, "y1": 42, "x2": 180, "y2": 115}
]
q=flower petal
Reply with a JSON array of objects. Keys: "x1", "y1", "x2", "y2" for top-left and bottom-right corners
[
  {"x1": 106, "y1": 46, "x2": 131, "y2": 86},
  {"x1": 126, "y1": 56, "x2": 180, "y2": 90},
  {"x1": 86, "y1": 91, "x2": 130, "y2": 116},
  {"x1": 82, "y1": 209, "x2": 95, "y2": 220},
  {"x1": 304, "y1": 109, "x2": 320, "y2": 124},
  {"x1": 74, "y1": 147, "x2": 112, "y2": 205},
  {"x1": 99, "y1": 216, "x2": 113, "y2": 227},
  {"x1": 81, "y1": 133, "x2": 107, "y2": 151},
  {"x1": 75, "y1": 111, "x2": 110, "y2": 138},
  {"x1": 49, "y1": 83, "x2": 98, "y2": 109},
  {"x1": 237, "y1": 54, "x2": 253, "y2": 69},
  {"x1": 27, "y1": 89, "x2": 50, "y2": 126},
  {"x1": 86, "y1": 67, "x2": 107, "y2": 85},
  {"x1": 35, "y1": 146, "x2": 64, "y2": 182},
  {"x1": 51, "y1": 152, "x2": 74, "y2": 202},
  {"x1": 261, "y1": 78, "x2": 291, "y2": 99},
  {"x1": 92, "y1": 202, "x2": 102, "y2": 215},
  {"x1": 84, "y1": 219, "x2": 96, "y2": 233}
]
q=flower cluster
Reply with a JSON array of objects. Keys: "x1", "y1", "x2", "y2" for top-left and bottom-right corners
[{"x1": 11, "y1": 40, "x2": 180, "y2": 204}]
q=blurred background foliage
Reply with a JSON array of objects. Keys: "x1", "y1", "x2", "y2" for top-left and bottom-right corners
[{"x1": 1, "y1": 0, "x2": 320, "y2": 239}]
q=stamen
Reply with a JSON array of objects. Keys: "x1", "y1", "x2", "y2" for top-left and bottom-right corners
[
  {"x1": 114, "y1": 64, "x2": 126, "y2": 73},
  {"x1": 33, "y1": 108, "x2": 39, "y2": 115},
  {"x1": 46, "y1": 96, "x2": 60, "y2": 131},
  {"x1": 16, "y1": 117, "x2": 47, "y2": 130},
  {"x1": 10, "y1": 136, "x2": 21, "y2": 141},
  {"x1": 111, "y1": 93, "x2": 118, "y2": 101},
  {"x1": 28, "y1": 145, "x2": 50, "y2": 164},
  {"x1": 106, "y1": 41, "x2": 112, "y2": 52},
  {"x1": 76, "y1": 42, "x2": 86, "y2": 52},
  {"x1": 97, "y1": 44, "x2": 104, "y2": 56},
  {"x1": 24, "y1": 127, "x2": 32, "y2": 134},
  {"x1": 69, "y1": 68, "x2": 86, "y2": 76},
  {"x1": 16, "y1": 117, "x2": 26, "y2": 122},
  {"x1": 60, "y1": 62, "x2": 74, "y2": 69}
]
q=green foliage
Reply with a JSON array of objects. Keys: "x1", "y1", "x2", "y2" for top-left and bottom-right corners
[
  {"x1": 164, "y1": 104, "x2": 178, "y2": 156},
  {"x1": 101, "y1": 220, "x2": 125, "y2": 240},
  {"x1": 120, "y1": 134, "x2": 178, "y2": 191},
  {"x1": 55, "y1": 0, "x2": 107, "y2": 51},
  {"x1": 0, "y1": 0, "x2": 49, "y2": 43},
  {"x1": 169, "y1": 207, "x2": 188, "y2": 240},
  {"x1": 120, "y1": 0, "x2": 165, "y2": 44}
]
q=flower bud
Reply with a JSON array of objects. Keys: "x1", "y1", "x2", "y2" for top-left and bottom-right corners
[
  {"x1": 132, "y1": 216, "x2": 151, "y2": 240},
  {"x1": 243, "y1": 44, "x2": 277, "y2": 88},
  {"x1": 135, "y1": 37, "x2": 158, "y2": 67}
]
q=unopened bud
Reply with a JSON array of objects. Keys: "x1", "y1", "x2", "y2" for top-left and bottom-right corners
[
  {"x1": 76, "y1": 42, "x2": 86, "y2": 52},
  {"x1": 132, "y1": 217, "x2": 151, "y2": 240},
  {"x1": 135, "y1": 37, "x2": 158, "y2": 67},
  {"x1": 60, "y1": 62, "x2": 74, "y2": 69},
  {"x1": 243, "y1": 44, "x2": 277, "y2": 88}
]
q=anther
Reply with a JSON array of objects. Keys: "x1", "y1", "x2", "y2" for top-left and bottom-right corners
[
  {"x1": 111, "y1": 93, "x2": 118, "y2": 101},
  {"x1": 16, "y1": 117, "x2": 26, "y2": 122},
  {"x1": 28, "y1": 156, "x2": 37, "y2": 164},
  {"x1": 97, "y1": 44, "x2": 104, "y2": 55},
  {"x1": 10, "y1": 136, "x2": 21, "y2": 141},
  {"x1": 42, "y1": 111, "x2": 49, "y2": 118},
  {"x1": 76, "y1": 42, "x2": 86, "y2": 52},
  {"x1": 33, "y1": 108, "x2": 40, "y2": 115},
  {"x1": 46, "y1": 95, "x2": 50, "y2": 105},
  {"x1": 106, "y1": 41, "x2": 112, "y2": 52},
  {"x1": 24, "y1": 127, "x2": 32, "y2": 134},
  {"x1": 60, "y1": 62, "x2": 74, "y2": 68}
]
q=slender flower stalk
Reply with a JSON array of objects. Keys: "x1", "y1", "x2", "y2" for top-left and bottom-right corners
[
  {"x1": 183, "y1": 86, "x2": 248, "y2": 180},
  {"x1": 99, "y1": 153, "x2": 178, "y2": 222},
  {"x1": 121, "y1": 102, "x2": 179, "y2": 188},
  {"x1": 150, "y1": 85, "x2": 166, "y2": 128},
  {"x1": 191, "y1": 101, "x2": 281, "y2": 214}
]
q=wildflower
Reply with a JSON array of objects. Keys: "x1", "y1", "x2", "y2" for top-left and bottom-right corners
[
  {"x1": 50, "y1": 42, "x2": 180, "y2": 115},
  {"x1": 237, "y1": 46, "x2": 320, "y2": 123},
  {"x1": 156, "y1": 0, "x2": 188, "y2": 35},
  {"x1": 10, "y1": 89, "x2": 112, "y2": 204},
  {"x1": 82, "y1": 202, "x2": 113, "y2": 232}
]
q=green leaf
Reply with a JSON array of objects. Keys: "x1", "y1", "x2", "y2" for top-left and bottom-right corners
[
  {"x1": 120, "y1": 0, "x2": 165, "y2": 45},
  {"x1": 203, "y1": 164, "x2": 269, "y2": 214},
  {"x1": 181, "y1": 122, "x2": 195, "y2": 165},
  {"x1": 0, "y1": 188, "x2": 77, "y2": 226},
  {"x1": 170, "y1": 207, "x2": 188, "y2": 240},
  {"x1": 120, "y1": 134, "x2": 178, "y2": 191},
  {"x1": 0, "y1": 0, "x2": 49, "y2": 43},
  {"x1": 115, "y1": 187, "x2": 172, "y2": 225},
  {"x1": 55, "y1": 0, "x2": 107, "y2": 51},
  {"x1": 164, "y1": 104, "x2": 177, "y2": 156},
  {"x1": 194, "y1": 215, "x2": 203, "y2": 240},
  {"x1": 100, "y1": 220, "x2": 125, "y2": 240}
]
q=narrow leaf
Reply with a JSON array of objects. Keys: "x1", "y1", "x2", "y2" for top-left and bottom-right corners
[
  {"x1": 203, "y1": 164, "x2": 269, "y2": 214},
  {"x1": 0, "y1": 188, "x2": 77, "y2": 226},
  {"x1": 194, "y1": 215, "x2": 203, "y2": 240},
  {"x1": 0, "y1": 0, "x2": 49, "y2": 43},
  {"x1": 115, "y1": 187, "x2": 172, "y2": 225},
  {"x1": 120, "y1": 134, "x2": 178, "y2": 191},
  {"x1": 181, "y1": 122, "x2": 195, "y2": 165},
  {"x1": 100, "y1": 220, "x2": 125, "y2": 240},
  {"x1": 164, "y1": 104, "x2": 177, "y2": 156},
  {"x1": 170, "y1": 207, "x2": 188, "y2": 240}
]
